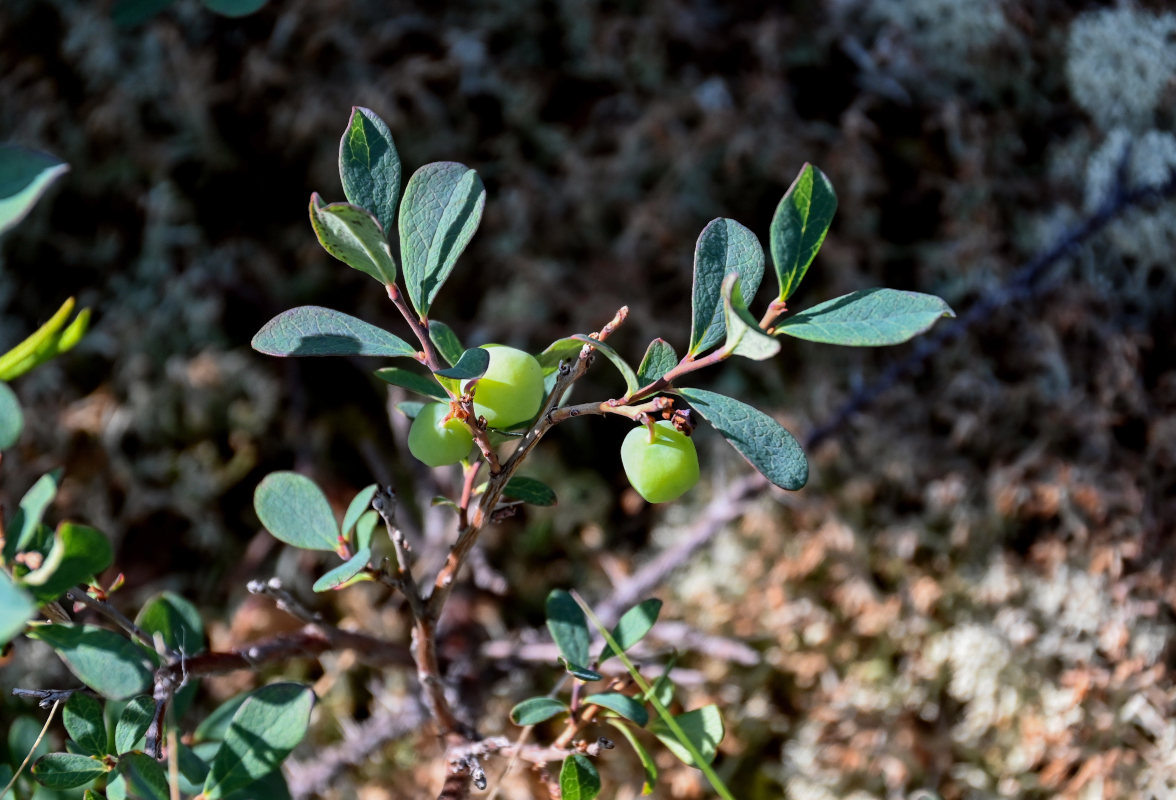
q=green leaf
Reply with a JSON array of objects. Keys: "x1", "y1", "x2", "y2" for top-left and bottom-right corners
[
  {"x1": 0, "y1": 381, "x2": 22, "y2": 450},
  {"x1": 111, "y1": 0, "x2": 176, "y2": 26},
  {"x1": 570, "y1": 335, "x2": 638, "y2": 395},
  {"x1": 770, "y1": 163, "x2": 837, "y2": 302},
  {"x1": 201, "y1": 0, "x2": 266, "y2": 15},
  {"x1": 309, "y1": 196, "x2": 397, "y2": 285},
  {"x1": 116, "y1": 752, "x2": 169, "y2": 800},
  {"x1": 509, "y1": 697, "x2": 568, "y2": 726},
  {"x1": 607, "y1": 719, "x2": 657, "y2": 794},
  {"x1": 31, "y1": 753, "x2": 109, "y2": 789},
  {"x1": 342, "y1": 484, "x2": 378, "y2": 542},
  {"x1": 559, "y1": 754, "x2": 601, "y2": 800},
  {"x1": 775, "y1": 288, "x2": 955, "y2": 346},
  {"x1": 599, "y1": 598, "x2": 661, "y2": 664},
  {"x1": 193, "y1": 695, "x2": 248, "y2": 743},
  {"x1": 636, "y1": 339, "x2": 676, "y2": 387},
  {"x1": 0, "y1": 297, "x2": 87, "y2": 381},
  {"x1": 63, "y1": 693, "x2": 108, "y2": 757},
  {"x1": 398, "y1": 162, "x2": 486, "y2": 316},
  {"x1": 373, "y1": 367, "x2": 447, "y2": 400},
  {"x1": 25, "y1": 625, "x2": 152, "y2": 700},
  {"x1": 649, "y1": 705, "x2": 725, "y2": 767},
  {"x1": 175, "y1": 744, "x2": 210, "y2": 795},
  {"x1": 253, "y1": 472, "x2": 339, "y2": 552},
  {"x1": 676, "y1": 388, "x2": 807, "y2": 491},
  {"x1": 502, "y1": 476, "x2": 556, "y2": 507},
  {"x1": 546, "y1": 590, "x2": 602, "y2": 681},
  {"x1": 312, "y1": 547, "x2": 372, "y2": 592},
  {"x1": 202, "y1": 683, "x2": 314, "y2": 800},
  {"x1": 22, "y1": 524, "x2": 113, "y2": 603},
  {"x1": 0, "y1": 145, "x2": 68, "y2": 235},
  {"x1": 434, "y1": 347, "x2": 489, "y2": 380},
  {"x1": 535, "y1": 337, "x2": 583, "y2": 374},
  {"x1": 252, "y1": 306, "x2": 416, "y2": 359},
  {"x1": 4, "y1": 468, "x2": 62, "y2": 563},
  {"x1": 0, "y1": 571, "x2": 35, "y2": 647},
  {"x1": 115, "y1": 696, "x2": 154, "y2": 754},
  {"x1": 583, "y1": 693, "x2": 649, "y2": 726},
  {"x1": 395, "y1": 401, "x2": 426, "y2": 420},
  {"x1": 428, "y1": 320, "x2": 464, "y2": 366},
  {"x1": 135, "y1": 591, "x2": 205, "y2": 655},
  {"x1": 720, "y1": 274, "x2": 779, "y2": 361},
  {"x1": 10, "y1": 715, "x2": 52, "y2": 768},
  {"x1": 352, "y1": 510, "x2": 378, "y2": 551},
  {"x1": 689, "y1": 218, "x2": 765, "y2": 356},
  {"x1": 339, "y1": 107, "x2": 401, "y2": 236}
]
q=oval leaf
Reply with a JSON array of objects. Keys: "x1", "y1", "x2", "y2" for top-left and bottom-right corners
[
  {"x1": 720, "y1": 273, "x2": 779, "y2": 361},
  {"x1": 559, "y1": 754, "x2": 601, "y2": 800},
  {"x1": 636, "y1": 338, "x2": 676, "y2": 387},
  {"x1": 546, "y1": 589, "x2": 599, "y2": 680},
  {"x1": 309, "y1": 196, "x2": 397, "y2": 285},
  {"x1": 312, "y1": 547, "x2": 372, "y2": 592},
  {"x1": 399, "y1": 162, "x2": 486, "y2": 316},
  {"x1": 428, "y1": 320, "x2": 465, "y2": 366},
  {"x1": 434, "y1": 347, "x2": 489, "y2": 380},
  {"x1": 676, "y1": 388, "x2": 807, "y2": 490},
  {"x1": 583, "y1": 693, "x2": 649, "y2": 727},
  {"x1": 570, "y1": 335, "x2": 638, "y2": 395},
  {"x1": 115, "y1": 696, "x2": 155, "y2": 754},
  {"x1": 63, "y1": 692, "x2": 108, "y2": 757},
  {"x1": 0, "y1": 381, "x2": 21, "y2": 449},
  {"x1": 117, "y1": 752, "x2": 169, "y2": 800},
  {"x1": 3, "y1": 468, "x2": 61, "y2": 562},
  {"x1": 25, "y1": 625, "x2": 152, "y2": 700},
  {"x1": 352, "y1": 510, "x2": 378, "y2": 551},
  {"x1": 135, "y1": 591, "x2": 205, "y2": 656},
  {"x1": 31, "y1": 753, "x2": 110, "y2": 789},
  {"x1": 502, "y1": 476, "x2": 556, "y2": 507},
  {"x1": 0, "y1": 145, "x2": 69, "y2": 235},
  {"x1": 339, "y1": 107, "x2": 401, "y2": 235},
  {"x1": 775, "y1": 288, "x2": 955, "y2": 346},
  {"x1": 202, "y1": 683, "x2": 315, "y2": 800},
  {"x1": 649, "y1": 704, "x2": 725, "y2": 767},
  {"x1": 201, "y1": 0, "x2": 267, "y2": 16},
  {"x1": 253, "y1": 472, "x2": 339, "y2": 552},
  {"x1": 690, "y1": 218, "x2": 765, "y2": 356},
  {"x1": 342, "y1": 484, "x2": 379, "y2": 540},
  {"x1": 0, "y1": 571, "x2": 35, "y2": 647},
  {"x1": 509, "y1": 697, "x2": 568, "y2": 726},
  {"x1": 599, "y1": 598, "x2": 662, "y2": 664},
  {"x1": 22, "y1": 523, "x2": 113, "y2": 603},
  {"x1": 373, "y1": 367, "x2": 448, "y2": 400},
  {"x1": 770, "y1": 163, "x2": 837, "y2": 302},
  {"x1": 252, "y1": 306, "x2": 415, "y2": 359}
]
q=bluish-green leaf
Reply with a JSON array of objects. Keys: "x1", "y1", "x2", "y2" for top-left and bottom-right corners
[
  {"x1": 135, "y1": 591, "x2": 205, "y2": 656},
  {"x1": 352, "y1": 510, "x2": 378, "y2": 551},
  {"x1": 649, "y1": 704, "x2": 725, "y2": 767},
  {"x1": 116, "y1": 752, "x2": 168, "y2": 800},
  {"x1": 22, "y1": 524, "x2": 113, "y2": 603},
  {"x1": 689, "y1": 218, "x2": 765, "y2": 356},
  {"x1": 720, "y1": 274, "x2": 779, "y2": 361},
  {"x1": 636, "y1": 339, "x2": 676, "y2": 388},
  {"x1": 202, "y1": 683, "x2": 314, "y2": 800},
  {"x1": 546, "y1": 589, "x2": 594, "y2": 679},
  {"x1": 9, "y1": 715, "x2": 50, "y2": 769},
  {"x1": 584, "y1": 693, "x2": 649, "y2": 726},
  {"x1": 373, "y1": 367, "x2": 448, "y2": 400},
  {"x1": 599, "y1": 598, "x2": 661, "y2": 664},
  {"x1": 115, "y1": 696, "x2": 154, "y2": 754},
  {"x1": 0, "y1": 571, "x2": 34, "y2": 647},
  {"x1": 509, "y1": 697, "x2": 568, "y2": 726},
  {"x1": 570, "y1": 335, "x2": 638, "y2": 395},
  {"x1": 63, "y1": 693, "x2": 108, "y2": 757},
  {"x1": 676, "y1": 388, "x2": 807, "y2": 491},
  {"x1": 502, "y1": 476, "x2": 556, "y2": 507},
  {"x1": 0, "y1": 381, "x2": 21, "y2": 450},
  {"x1": 194, "y1": 694, "x2": 249, "y2": 743},
  {"x1": 395, "y1": 401, "x2": 426, "y2": 420},
  {"x1": 770, "y1": 163, "x2": 837, "y2": 302},
  {"x1": 31, "y1": 753, "x2": 109, "y2": 789},
  {"x1": 339, "y1": 107, "x2": 401, "y2": 234},
  {"x1": 0, "y1": 145, "x2": 68, "y2": 235},
  {"x1": 775, "y1": 288, "x2": 955, "y2": 346},
  {"x1": 309, "y1": 196, "x2": 397, "y2": 285},
  {"x1": 428, "y1": 320, "x2": 464, "y2": 366},
  {"x1": 434, "y1": 347, "x2": 489, "y2": 380},
  {"x1": 201, "y1": 0, "x2": 267, "y2": 15},
  {"x1": 175, "y1": 744, "x2": 210, "y2": 795},
  {"x1": 559, "y1": 754, "x2": 601, "y2": 800},
  {"x1": 607, "y1": 719, "x2": 657, "y2": 794},
  {"x1": 252, "y1": 306, "x2": 416, "y2": 359},
  {"x1": 312, "y1": 547, "x2": 372, "y2": 592},
  {"x1": 111, "y1": 0, "x2": 177, "y2": 26},
  {"x1": 399, "y1": 162, "x2": 486, "y2": 316},
  {"x1": 25, "y1": 625, "x2": 152, "y2": 700},
  {"x1": 4, "y1": 468, "x2": 61, "y2": 563},
  {"x1": 253, "y1": 471, "x2": 339, "y2": 552},
  {"x1": 342, "y1": 484, "x2": 378, "y2": 542}
]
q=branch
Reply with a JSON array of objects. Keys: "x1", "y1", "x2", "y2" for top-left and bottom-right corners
[{"x1": 65, "y1": 588, "x2": 164, "y2": 657}]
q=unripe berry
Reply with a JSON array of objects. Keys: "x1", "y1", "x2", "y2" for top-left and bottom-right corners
[
  {"x1": 463, "y1": 345, "x2": 545, "y2": 429},
  {"x1": 408, "y1": 402, "x2": 474, "y2": 467},
  {"x1": 620, "y1": 420, "x2": 700, "y2": 503}
]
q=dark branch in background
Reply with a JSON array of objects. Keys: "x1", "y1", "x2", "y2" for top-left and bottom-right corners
[{"x1": 806, "y1": 148, "x2": 1176, "y2": 450}]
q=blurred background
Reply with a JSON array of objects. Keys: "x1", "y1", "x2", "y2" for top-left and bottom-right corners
[{"x1": 2, "y1": 1, "x2": 1175, "y2": 797}]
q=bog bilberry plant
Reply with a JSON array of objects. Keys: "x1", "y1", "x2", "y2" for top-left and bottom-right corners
[{"x1": 1, "y1": 109, "x2": 955, "y2": 799}]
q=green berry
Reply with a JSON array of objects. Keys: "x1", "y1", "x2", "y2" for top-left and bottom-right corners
[
  {"x1": 463, "y1": 344, "x2": 545, "y2": 429},
  {"x1": 620, "y1": 420, "x2": 700, "y2": 503},
  {"x1": 408, "y1": 402, "x2": 474, "y2": 467}
]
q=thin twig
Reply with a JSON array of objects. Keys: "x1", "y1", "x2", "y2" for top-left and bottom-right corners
[
  {"x1": 65, "y1": 588, "x2": 165, "y2": 656},
  {"x1": 0, "y1": 699, "x2": 60, "y2": 799},
  {"x1": 246, "y1": 578, "x2": 321, "y2": 625}
]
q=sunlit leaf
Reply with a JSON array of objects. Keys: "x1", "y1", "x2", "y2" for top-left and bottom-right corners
[{"x1": 252, "y1": 306, "x2": 416, "y2": 359}]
